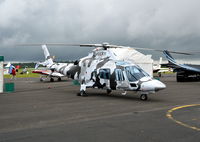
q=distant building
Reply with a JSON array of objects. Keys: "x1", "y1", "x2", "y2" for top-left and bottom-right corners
[{"x1": 110, "y1": 48, "x2": 153, "y2": 77}]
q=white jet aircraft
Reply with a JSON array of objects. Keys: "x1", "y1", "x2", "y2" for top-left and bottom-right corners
[{"x1": 32, "y1": 45, "x2": 68, "y2": 82}]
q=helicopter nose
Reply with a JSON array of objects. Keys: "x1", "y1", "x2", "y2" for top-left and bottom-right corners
[
  {"x1": 140, "y1": 79, "x2": 166, "y2": 91},
  {"x1": 154, "y1": 80, "x2": 166, "y2": 91}
]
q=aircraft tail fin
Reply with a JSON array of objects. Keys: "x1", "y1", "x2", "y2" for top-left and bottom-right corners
[
  {"x1": 5, "y1": 62, "x2": 11, "y2": 68},
  {"x1": 35, "y1": 45, "x2": 54, "y2": 69},
  {"x1": 163, "y1": 50, "x2": 177, "y2": 64},
  {"x1": 158, "y1": 57, "x2": 162, "y2": 68},
  {"x1": 42, "y1": 44, "x2": 51, "y2": 60}
]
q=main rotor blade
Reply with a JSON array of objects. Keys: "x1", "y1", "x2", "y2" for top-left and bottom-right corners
[
  {"x1": 16, "y1": 43, "x2": 193, "y2": 55},
  {"x1": 167, "y1": 51, "x2": 192, "y2": 55},
  {"x1": 16, "y1": 43, "x2": 83, "y2": 46},
  {"x1": 127, "y1": 46, "x2": 192, "y2": 55}
]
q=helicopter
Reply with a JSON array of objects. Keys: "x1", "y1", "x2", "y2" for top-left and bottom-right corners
[{"x1": 40, "y1": 42, "x2": 166, "y2": 101}]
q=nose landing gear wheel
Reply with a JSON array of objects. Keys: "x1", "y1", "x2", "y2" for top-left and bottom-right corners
[{"x1": 140, "y1": 94, "x2": 148, "y2": 101}]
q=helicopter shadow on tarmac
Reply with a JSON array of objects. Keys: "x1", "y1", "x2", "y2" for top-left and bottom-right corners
[{"x1": 81, "y1": 89, "x2": 165, "y2": 102}]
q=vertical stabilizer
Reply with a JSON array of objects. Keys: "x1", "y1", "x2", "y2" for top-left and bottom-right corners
[
  {"x1": 158, "y1": 57, "x2": 162, "y2": 68},
  {"x1": 163, "y1": 50, "x2": 176, "y2": 64},
  {"x1": 42, "y1": 45, "x2": 51, "y2": 60},
  {"x1": 35, "y1": 45, "x2": 54, "y2": 69}
]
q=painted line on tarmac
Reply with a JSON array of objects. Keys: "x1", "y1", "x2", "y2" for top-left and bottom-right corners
[{"x1": 166, "y1": 104, "x2": 200, "y2": 131}]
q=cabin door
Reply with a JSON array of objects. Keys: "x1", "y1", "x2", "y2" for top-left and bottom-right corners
[
  {"x1": 115, "y1": 69, "x2": 129, "y2": 89},
  {"x1": 99, "y1": 69, "x2": 110, "y2": 89}
]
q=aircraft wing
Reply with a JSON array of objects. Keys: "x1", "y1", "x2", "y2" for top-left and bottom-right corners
[
  {"x1": 32, "y1": 70, "x2": 64, "y2": 77},
  {"x1": 32, "y1": 70, "x2": 51, "y2": 75},
  {"x1": 51, "y1": 72, "x2": 65, "y2": 77},
  {"x1": 163, "y1": 50, "x2": 200, "y2": 73}
]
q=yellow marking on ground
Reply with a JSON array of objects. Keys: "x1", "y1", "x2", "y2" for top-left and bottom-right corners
[
  {"x1": 192, "y1": 118, "x2": 198, "y2": 121},
  {"x1": 166, "y1": 104, "x2": 200, "y2": 131}
]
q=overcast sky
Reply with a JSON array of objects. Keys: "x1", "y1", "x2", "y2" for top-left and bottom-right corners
[{"x1": 0, "y1": 0, "x2": 200, "y2": 61}]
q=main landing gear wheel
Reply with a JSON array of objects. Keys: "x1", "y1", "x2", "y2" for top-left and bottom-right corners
[
  {"x1": 57, "y1": 77, "x2": 61, "y2": 81},
  {"x1": 78, "y1": 90, "x2": 88, "y2": 97},
  {"x1": 140, "y1": 94, "x2": 148, "y2": 101},
  {"x1": 50, "y1": 78, "x2": 54, "y2": 82},
  {"x1": 106, "y1": 89, "x2": 112, "y2": 94}
]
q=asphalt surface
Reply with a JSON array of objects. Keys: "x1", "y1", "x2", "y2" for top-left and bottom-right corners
[{"x1": 0, "y1": 74, "x2": 200, "y2": 142}]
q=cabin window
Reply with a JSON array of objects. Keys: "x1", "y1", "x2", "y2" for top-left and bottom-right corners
[
  {"x1": 125, "y1": 66, "x2": 146, "y2": 82},
  {"x1": 99, "y1": 69, "x2": 110, "y2": 79},
  {"x1": 115, "y1": 69, "x2": 125, "y2": 81}
]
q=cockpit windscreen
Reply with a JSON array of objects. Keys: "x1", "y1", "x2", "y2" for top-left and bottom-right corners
[{"x1": 125, "y1": 66, "x2": 149, "y2": 82}]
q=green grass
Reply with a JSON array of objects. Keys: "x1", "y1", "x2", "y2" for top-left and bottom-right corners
[
  {"x1": 4, "y1": 68, "x2": 40, "y2": 78},
  {"x1": 153, "y1": 71, "x2": 174, "y2": 76}
]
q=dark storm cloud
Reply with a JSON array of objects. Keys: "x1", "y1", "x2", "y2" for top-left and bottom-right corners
[{"x1": 0, "y1": 0, "x2": 200, "y2": 61}]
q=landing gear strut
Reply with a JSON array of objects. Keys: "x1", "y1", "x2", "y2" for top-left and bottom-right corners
[
  {"x1": 77, "y1": 90, "x2": 88, "y2": 97},
  {"x1": 77, "y1": 83, "x2": 88, "y2": 97},
  {"x1": 140, "y1": 94, "x2": 148, "y2": 101}
]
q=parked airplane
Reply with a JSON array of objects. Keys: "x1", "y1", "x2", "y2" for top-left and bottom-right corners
[
  {"x1": 32, "y1": 69, "x2": 65, "y2": 82},
  {"x1": 4, "y1": 62, "x2": 11, "y2": 75},
  {"x1": 153, "y1": 57, "x2": 173, "y2": 77},
  {"x1": 41, "y1": 43, "x2": 166, "y2": 100},
  {"x1": 32, "y1": 45, "x2": 68, "y2": 82},
  {"x1": 163, "y1": 50, "x2": 200, "y2": 82}
]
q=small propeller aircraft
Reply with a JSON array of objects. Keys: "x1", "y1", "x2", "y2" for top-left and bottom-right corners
[
  {"x1": 32, "y1": 45, "x2": 68, "y2": 82},
  {"x1": 39, "y1": 42, "x2": 166, "y2": 100}
]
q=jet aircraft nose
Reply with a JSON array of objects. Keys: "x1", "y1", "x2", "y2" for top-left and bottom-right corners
[{"x1": 140, "y1": 79, "x2": 166, "y2": 92}]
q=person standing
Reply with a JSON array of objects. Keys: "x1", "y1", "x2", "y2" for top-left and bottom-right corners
[{"x1": 11, "y1": 67, "x2": 16, "y2": 80}]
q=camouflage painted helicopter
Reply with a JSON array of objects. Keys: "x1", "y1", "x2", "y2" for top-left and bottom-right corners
[{"x1": 42, "y1": 42, "x2": 166, "y2": 101}]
